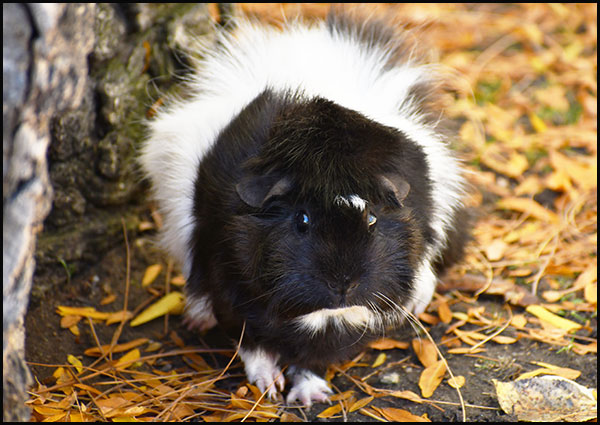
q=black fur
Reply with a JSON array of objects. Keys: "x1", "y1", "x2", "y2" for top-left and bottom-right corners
[{"x1": 188, "y1": 89, "x2": 438, "y2": 371}]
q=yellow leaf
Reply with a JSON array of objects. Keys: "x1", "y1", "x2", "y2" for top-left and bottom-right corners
[
  {"x1": 130, "y1": 292, "x2": 185, "y2": 327},
  {"x1": 485, "y1": 239, "x2": 508, "y2": 261},
  {"x1": 447, "y1": 375, "x2": 465, "y2": 389},
  {"x1": 412, "y1": 339, "x2": 438, "y2": 368},
  {"x1": 84, "y1": 338, "x2": 149, "y2": 357},
  {"x1": 437, "y1": 299, "x2": 452, "y2": 324},
  {"x1": 170, "y1": 275, "x2": 186, "y2": 286},
  {"x1": 492, "y1": 335, "x2": 517, "y2": 344},
  {"x1": 57, "y1": 306, "x2": 109, "y2": 320},
  {"x1": 549, "y1": 150, "x2": 597, "y2": 191},
  {"x1": 529, "y1": 113, "x2": 547, "y2": 133},
  {"x1": 115, "y1": 349, "x2": 141, "y2": 369},
  {"x1": 349, "y1": 396, "x2": 374, "y2": 412},
  {"x1": 369, "y1": 337, "x2": 409, "y2": 350},
  {"x1": 388, "y1": 389, "x2": 423, "y2": 403},
  {"x1": 510, "y1": 314, "x2": 528, "y2": 329},
  {"x1": 372, "y1": 353, "x2": 386, "y2": 368},
  {"x1": 374, "y1": 406, "x2": 431, "y2": 422},
  {"x1": 142, "y1": 264, "x2": 162, "y2": 287},
  {"x1": 317, "y1": 403, "x2": 342, "y2": 418},
  {"x1": 106, "y1": 310, "x2": 134, "y2": 325},
  {"x1": 584, "y1": 282, "x2": 597, "y2": 304},
  {"x1": 419, "y1": 360, "x2": 446, "y2": 398},
  {"x1": 517, "y1": 364, "x2": 581, "y2": 381},
  {"x1": 525, "y1": 305, "x2": 582, "y2": 332},
  {"x1": 497, "y1": 197, "x2": 559, "y2": 223},
  {"x1": 67, "y1": 355, "x2": 83, "y2": 374}
]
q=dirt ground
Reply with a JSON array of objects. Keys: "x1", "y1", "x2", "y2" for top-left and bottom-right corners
[{"x1": 25, "y1": 234, "x2": 597, "y2": 422}]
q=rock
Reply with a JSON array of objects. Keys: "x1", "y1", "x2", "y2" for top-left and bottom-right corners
[{"x1": 3, "y1": 4, "x2": 94, "y2": 421}]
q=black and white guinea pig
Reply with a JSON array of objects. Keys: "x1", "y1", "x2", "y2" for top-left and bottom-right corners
[{"x1": 140, "y1": 10, "x2": 469, "y2": 406}]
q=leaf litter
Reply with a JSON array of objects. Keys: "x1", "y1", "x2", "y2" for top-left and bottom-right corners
[{"x1": 27, "y1": 3, "x2": 596, "y2": 422}]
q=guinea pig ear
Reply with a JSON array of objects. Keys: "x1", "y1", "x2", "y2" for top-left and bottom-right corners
[
  {"x1": 235, "y1": 175, "x2": 292, "y2": 208},
  {"x1": 379, "y1": 174, "x2": 410, "y2": 206}
]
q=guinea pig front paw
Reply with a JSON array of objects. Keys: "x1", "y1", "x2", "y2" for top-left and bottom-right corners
[
  {"x1": 183, "y1": 294, "x2": 218, "y2": 332},
  {"x1": 286, "y1": 367, "x2": 333, "y2": 407},
  {"x1": 239, "y1": 347, "x2": 285, "y2": 400}
]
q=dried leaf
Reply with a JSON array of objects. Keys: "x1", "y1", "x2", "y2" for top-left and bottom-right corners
[
  {"x1": 447, "y1": 375, "x2": 465, "y2": 389},
  {"x1": 437, "y1": 299, "x2": 453, "y2": 324},
  {"x1": 60, "y1": 315, "x2": 80, "y2": 329},
  {"x1": 485, "y1": 239, "x2": 508, "y2": 261},
  {"x1": 493, "y1": 376, "x2": 597, "y2": 421},
  {"x1": 412, "y1": 339, "x2": 438, "y2": 368},
  {"x1": 525, "y1": 305, "x2": 582, "y2": 332},
  {"x1": 517, "y1": 366, "x2": 581, "y2": 381},
  {"x1": 372, "y1": 353, "x2": 386, "y2": 368},
  {"x1": 349, "y1": 396, "x2": 374, "y2": 412},
  {"x1": 130, "y1": 292, "x2": 185, "y2": 327},
  {"x1": 56, "y1": 306, "x2": 109, "y2": 320},
  {"x1": 317, "y1": 403, "x2": 342, "y2": 418},
  {"x1": 369, "y1": 337, "x2": 409, "y2": 350},
  {"x1": 419, "y1": 360, "x2": 446, "y2": 398},
  {"x1": 67, "y1": 355, "x2": 83, "y2": 374},
  {"x1": 142, "y1": 264, "x2": 163, "y2": 287},
  {"x1": 374, "y1": 406, "x2": 431, "y2": 422},
  {"x1": 84, "y1": 338, "x2": 149, "y2": 357},
  {"x1": 491, "y1": 335, "x2": 517, "y2": 344},
  {"x1": 115, "y1": 348, "x2": 141, "y2": 369},
  {"x1": 497, "y1": 197, "x2": 559, "y2": 223},
  {"x1": 387, "y1": 390, "x2": 424, "y2": 403}
]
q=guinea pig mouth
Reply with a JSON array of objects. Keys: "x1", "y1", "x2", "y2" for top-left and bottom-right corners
[{"x1": 293, "y1": 305, "x2": 375, "y2": 335}]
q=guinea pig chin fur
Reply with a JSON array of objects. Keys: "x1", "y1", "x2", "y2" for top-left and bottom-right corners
[{"x1": 140, "y1": 9, "x2": 470, "y2": 406}]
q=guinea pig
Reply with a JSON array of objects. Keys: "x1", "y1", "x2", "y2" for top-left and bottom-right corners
[{"x1": 140, "y1": 10, "x2": 469, "y2": 406}]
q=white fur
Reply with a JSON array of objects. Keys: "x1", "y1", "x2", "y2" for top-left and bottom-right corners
[
  {"x1": 286, "y1": 367, "x2": 333, "y2": 406},
  {"x1": 183, "y1": 294, "x2": 217, "y2": 331},
  {"x1": 238, "y1": 347, "x2": 285, "y2": 400},
  {"x1": 139, "y1": 17, "x2": 464, "y2": 282},
  {"x1": 335, "y1": 194, "x2": 368, "y2": 211},
  {"x1": 294, "y1": 305, "x2": 375, "y2": 335}
]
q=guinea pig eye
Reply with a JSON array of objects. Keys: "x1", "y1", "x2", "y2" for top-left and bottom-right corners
[
  {"x1": 367, "y1": 212, "x2": 377, "y2": 229},
  {"x1": 294, "y1": 210, "x2": 310, "y2": 234}
]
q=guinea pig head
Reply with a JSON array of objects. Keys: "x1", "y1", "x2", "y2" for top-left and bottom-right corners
[{"x1": 233, "y1": 169, "x2": 422, "y2": 323}]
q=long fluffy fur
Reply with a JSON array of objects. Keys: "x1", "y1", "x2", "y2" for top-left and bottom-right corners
[
  {"x1": 140, "y1": 10, "x2": 467, "y2": 403},
  {"x1": 140, "y1": 13, "x2": 464, "y2": 279}
]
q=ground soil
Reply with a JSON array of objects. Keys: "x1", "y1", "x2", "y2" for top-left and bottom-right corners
[{"x1": 26, "y1": 234, "x2": 597, "y2": 422}]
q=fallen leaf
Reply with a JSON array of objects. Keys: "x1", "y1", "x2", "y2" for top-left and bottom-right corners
[
  {"x1": 373, "y1": 406, "x2": 431, "y2": 422},
  {"x1": 447, "y1": 375, "x2": 465, "y2": 389},
  {"x1": 525, "y1": 305, "x2": 582, "y2": 332},
  {"x1": 372, "y1": 353, "x2": 386, "y2": 368},
  {"x1": 493, "y1": 376, "x2": 597, "y2": 421},
  {"x1": 317, "y1": 403, "x2": 342, "y2": 418},
  {"x1": 412, "y1": 339, "x2": 438, "y2": 368},
  {"x1": 114, "y1": 349, "x2": 141, "y2": 369},
  {"x1": 517, "y1": 366, "x2": 581, "y2": 381},
  {"x1": 497, "y1": 197, "x2": 559, "y2": 223},
  {"x1": 56, "y1": 306, "x2": 109, "y2": 320},
  {"x1": 349, "y1": 396, "x2": 374, "y2": 412},
  {"x1": 386, "y1": 389, "x2": 424, "y2": 403},
  {"x1": 142, "y1": 264, "x2": 163, "y2": 287},
  {"x1": 437, "y1": 299, "x2": 453, "y2": 324},
  {"x1": 67, "y1": 355, "x2": 83, "y2": 374},
  {"x1": 130, "y1": 292, "x2": 185, "y2": 327},
  {"x1": 419, "y1": 360, "x2": 446, "y2": 398},
  {"x1": 369, "y1": 337, "x2": 409, "y2": 350},
  {"x1": 60, "y1": 315, "x2": 81, "y2": 329},
  {"x1": 84, "y1": 338, "x2": 149, "y2": 357},
  {"x1": 485, "y1": 239, "x2": 508, "y2": 261}
]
